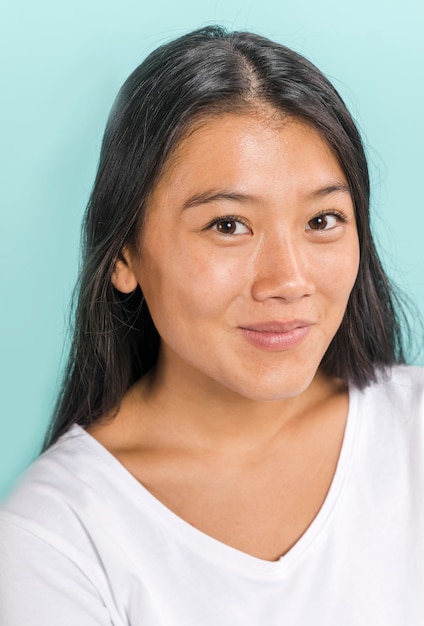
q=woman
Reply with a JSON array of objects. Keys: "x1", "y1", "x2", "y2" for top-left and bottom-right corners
[{"x1": 1, "y1": 25, "x2": 423, "y2": 625}]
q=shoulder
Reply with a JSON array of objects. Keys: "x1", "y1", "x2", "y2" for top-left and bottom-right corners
[
  {"x1": 379, "y1": 363, "x2": 424, "y2": 389},
  {"x1": 0, "y1": 427, "x2": 128, "y2": 624},
  {"x1": 350, "y1": 365, "x2": 424, "y2": 469},
  {"x1": 0, "y1": 425, "x2": 122, "y2": 555},
  {"x1": 357, "y1": 364, "x2": 424, "y2": 417}
]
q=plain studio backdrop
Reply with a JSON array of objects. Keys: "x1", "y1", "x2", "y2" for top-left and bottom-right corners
[{"x1": 0, "y1": 0, "x2": 423, "y2": 499}]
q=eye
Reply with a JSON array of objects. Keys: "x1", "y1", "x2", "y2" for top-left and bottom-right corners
[
  {"x1": 306, "y1": 211, "x2": 346, "y2": 231},
  {"x1": 207, "y1": 216, "x2": 251, "y2": 236}
]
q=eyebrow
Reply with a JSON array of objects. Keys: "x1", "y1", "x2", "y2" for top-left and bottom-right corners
[
  {"x1": 182, "y1": 183, "x2": 352, "y2": 210},
  {"x1": 182, "y1": 191, "x2": 250, "y2": 210},
  {"x1": 308, "y1": 183, "x2": 352, "y2": 199}
]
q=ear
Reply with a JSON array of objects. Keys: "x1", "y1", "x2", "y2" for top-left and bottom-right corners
[{"x1": 111, "y1": 247, "x2": 139, "y2": 294}]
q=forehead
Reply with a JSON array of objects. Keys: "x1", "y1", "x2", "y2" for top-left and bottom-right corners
[{"x1": 149, "y1": 111, "x2": 348, "y2": 205}]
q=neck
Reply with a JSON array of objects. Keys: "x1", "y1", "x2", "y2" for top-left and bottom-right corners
[{"x1": 132, "y1": 352, "x2": 344, "y2": 457}]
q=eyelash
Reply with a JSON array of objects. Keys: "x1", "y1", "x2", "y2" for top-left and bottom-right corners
[
  {"x1": 306, "y1": 210, "x2": 348, "y2": 231},
  {"x1": 204, "y1": 210, "x2": 348, "y2": 236},
  {"x1": 204, "y1": 215, "x2": 251, "y2": 235}
]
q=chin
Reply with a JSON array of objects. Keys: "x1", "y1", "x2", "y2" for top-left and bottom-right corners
[{"x1": 221, "y1": 370, "x2": 318, "y2": 403}]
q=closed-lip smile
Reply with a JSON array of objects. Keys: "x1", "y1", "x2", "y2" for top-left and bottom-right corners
[{"x1": 239, "y1": 320, "x2": 314, "y2": 351}]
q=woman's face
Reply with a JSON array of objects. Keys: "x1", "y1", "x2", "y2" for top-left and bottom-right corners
[{"x1": 118, "y1": 112, "x2": 360, "y2": 401}]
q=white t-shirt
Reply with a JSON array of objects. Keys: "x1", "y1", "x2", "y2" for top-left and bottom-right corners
[{"x1": 1, "y1": 365, "x2": 424, "y2": 625}]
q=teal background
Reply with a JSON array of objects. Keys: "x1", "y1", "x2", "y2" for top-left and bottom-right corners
[{"x1": 1, "y1": 0, "x2": 423, "y2": 499}]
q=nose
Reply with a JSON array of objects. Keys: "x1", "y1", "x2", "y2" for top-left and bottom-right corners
[{"x1": 250, "y1": 233, "x2": 315, "y2": 303}]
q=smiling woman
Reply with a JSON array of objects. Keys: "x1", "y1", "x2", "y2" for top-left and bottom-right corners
[
  {"x1": 0, "y1": 25, "x2": 423, "y2": 626},
  {"x1": 111, "y1": 116, "x2": 359, "y2": 404}
]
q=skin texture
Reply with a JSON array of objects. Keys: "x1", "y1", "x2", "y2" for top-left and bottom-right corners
[{"x1": 90, "y1": 111, "x2": 360, "y2": 561}]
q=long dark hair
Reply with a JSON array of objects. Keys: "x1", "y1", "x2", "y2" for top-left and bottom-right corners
[{"x1": 44, "y1": 25, "x2": 407, "y2": 449}]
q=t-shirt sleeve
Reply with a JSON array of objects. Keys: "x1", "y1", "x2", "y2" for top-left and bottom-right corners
[{"x1": 0, "y1": 518, "x2": 115, "y2": 626}]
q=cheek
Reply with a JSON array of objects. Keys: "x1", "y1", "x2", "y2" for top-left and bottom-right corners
[
  {"x1": 314, "y1": 239, "x2": 360, "y2": 304},
  {"x1": 139, "y1": 245, "x2": 248, "y2": 324}
]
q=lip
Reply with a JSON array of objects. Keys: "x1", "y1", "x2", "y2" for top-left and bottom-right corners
[{"x1": 239, "y1": 320, "x2": 314, "y2": 351}]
